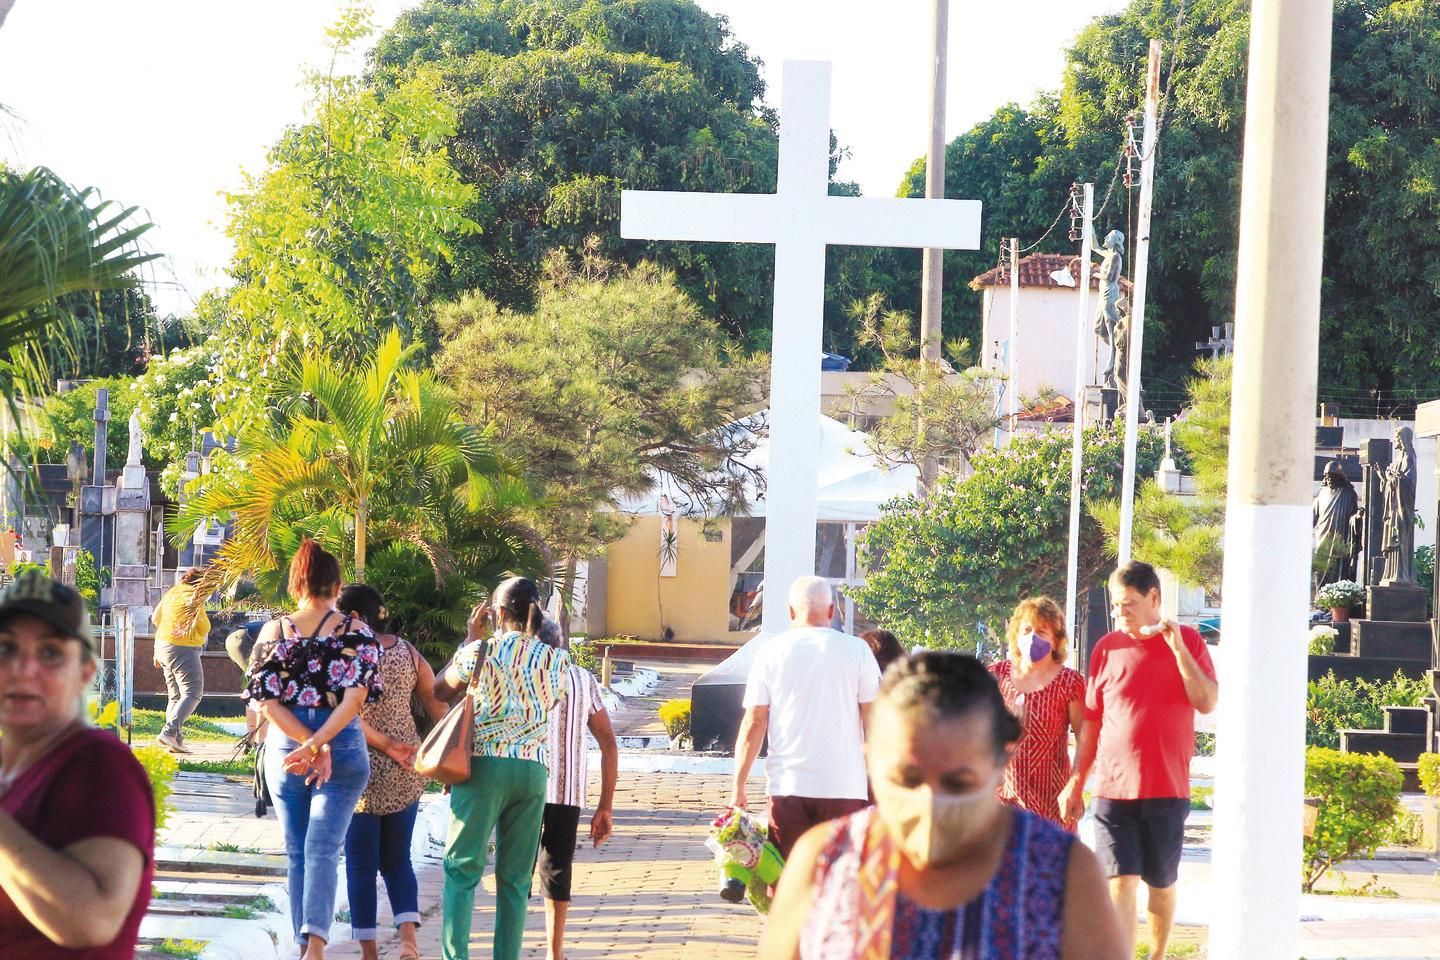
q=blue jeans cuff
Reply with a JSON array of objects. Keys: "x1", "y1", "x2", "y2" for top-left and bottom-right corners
[
  {"x1": 350, "y1": 926, "x2": 379, "y2": 941},
  {"x1": 300, "y1": 923, "x2": 330, "y2": 943},
  {"x1": 393, "y1": 911, "x2": 421, "y2": 927}
]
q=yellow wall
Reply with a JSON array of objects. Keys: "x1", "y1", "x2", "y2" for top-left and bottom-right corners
[{"x1": 604, "y1": 515, "x2": 749, "y2": 644}]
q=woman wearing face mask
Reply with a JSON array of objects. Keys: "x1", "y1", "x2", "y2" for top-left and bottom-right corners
[
  {"x1": 762, "y1": 653, "x2": 1124, "y2": 960},
  {"x1": 989, "y1": 597, "x2": 1086, "y2": 830}
]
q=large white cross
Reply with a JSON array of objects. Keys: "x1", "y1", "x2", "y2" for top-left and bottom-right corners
[{"x1": 621, "y1": 60, "x2": 982, "y2": 634}]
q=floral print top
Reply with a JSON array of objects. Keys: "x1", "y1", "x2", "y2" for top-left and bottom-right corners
[{"x1": 244, "y1": 612, "x2": 384, "y2": 708}]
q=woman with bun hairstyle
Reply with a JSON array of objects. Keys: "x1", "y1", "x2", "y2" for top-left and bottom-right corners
[
  {"x1": 245, "y1": 540, "x2": 382, "y2": 960},
  {"x1": 337, "y1": 583, "x2": 446, "y2": 960},
  {"x1": 433, "y1": 577, "x2": 570, "y2": 960}
]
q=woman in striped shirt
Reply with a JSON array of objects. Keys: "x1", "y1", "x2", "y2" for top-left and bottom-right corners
[{"x1": 433, "y1": 578, "x2": 569, "y2": 960}]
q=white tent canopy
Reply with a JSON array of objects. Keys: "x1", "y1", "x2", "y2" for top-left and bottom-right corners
[{"x1": 615, "y1": 412, "x2": 918, "y2": 522}]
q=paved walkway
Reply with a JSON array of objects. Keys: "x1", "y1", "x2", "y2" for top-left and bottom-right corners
[{"x1": 149, "y1": 658, "x2": 1440, "y2": 960}]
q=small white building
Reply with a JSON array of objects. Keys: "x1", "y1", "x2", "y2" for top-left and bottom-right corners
[{"x1": 970, "y1": 253, "x2": 1132, "y2": 407}]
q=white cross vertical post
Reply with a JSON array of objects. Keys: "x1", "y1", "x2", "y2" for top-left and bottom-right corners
[
  {"x1": 621, "y1": 61, "x2": 982, "y2": 634},
  {"x1": 1210, "y1": 0, "x2": 1332, "y2": 955}
]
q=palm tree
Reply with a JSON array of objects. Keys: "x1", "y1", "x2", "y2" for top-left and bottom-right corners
[
  {"x1": 175, "y1": 327, "x2": 538, "y2": 598},
  {"x1": 0, "y1": 166, "x2": 157, "y2": 358}
]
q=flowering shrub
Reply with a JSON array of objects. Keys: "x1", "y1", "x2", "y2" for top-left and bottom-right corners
[
  {"x1": 1303, "y1": 747, "x2": 1403, "y2": 891},
  {"x1": 659, "y1": 699, "x2": 691, "y2": 743},
  {"x1": 1308, "y1": 624, "x2": 1338, "y2": 656}
]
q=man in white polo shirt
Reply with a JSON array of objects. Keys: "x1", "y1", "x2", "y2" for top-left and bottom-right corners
[{"x1": 730, "y1": 575, "x2": 882, "y2": 858}]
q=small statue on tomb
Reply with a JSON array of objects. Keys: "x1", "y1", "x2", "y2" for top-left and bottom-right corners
[
  {"x1": 1380, "y1": 426, "x2": 1417, "y2": 585},
  {"x1": 126, "y1": 408, "x2": 144, "y2": 467}
]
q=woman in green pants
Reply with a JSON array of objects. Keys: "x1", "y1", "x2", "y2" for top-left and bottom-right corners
[{"x1": 434, "y1": 578, "x2": 569, "y2": 960}]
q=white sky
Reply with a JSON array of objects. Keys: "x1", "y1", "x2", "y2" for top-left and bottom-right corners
[{"x1": 0, "y1": 0, "x2": 1125, "y2": 317}]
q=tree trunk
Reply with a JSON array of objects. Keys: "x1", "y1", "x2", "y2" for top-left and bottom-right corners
[
  {"x1": 355, "y1": 499, "x2": 367, "y2": 583},
  {"x1": 557, "y1": 555, "x2": 577, "y2": 646}
]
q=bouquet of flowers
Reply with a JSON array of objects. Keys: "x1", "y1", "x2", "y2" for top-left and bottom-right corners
[
  {"x1": 705, "y1": 807, "x2": 785, "y2": 914},
  {"x1": 1308, "y1": 624, "x2": 1339, "y2": 656}
]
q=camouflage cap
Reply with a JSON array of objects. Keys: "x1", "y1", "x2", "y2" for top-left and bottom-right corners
[{"x1": 0, "y1": 571, "x2": 96, "y2": 655}]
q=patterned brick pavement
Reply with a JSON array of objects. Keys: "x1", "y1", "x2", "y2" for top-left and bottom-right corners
[{"x1": 326, "y1": 771, "x2": 764, "y2": 959}]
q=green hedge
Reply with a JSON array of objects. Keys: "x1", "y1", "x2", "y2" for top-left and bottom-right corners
[{"x1": 1303, "y1": 747, "x2": 1403, "y2": 892}]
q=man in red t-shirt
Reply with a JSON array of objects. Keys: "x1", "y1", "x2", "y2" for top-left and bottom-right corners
[{"x1": 1058, "y1": 560, "x2": 1218, "y2": 960}]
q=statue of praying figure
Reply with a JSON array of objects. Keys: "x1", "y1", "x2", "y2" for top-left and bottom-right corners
[
  {"x1": 1093, "y1": 229, "x2": 1129, "y2": 390},
  {"x1": 1380, "y1": 426, "x2": 1418, "y2": 585},
  {"x1": 126, "y1": 408, "x2": 144, "y2": 467},
  {"x1": 1313, "y1": 460, "x2": 1359, "y2": 586}
]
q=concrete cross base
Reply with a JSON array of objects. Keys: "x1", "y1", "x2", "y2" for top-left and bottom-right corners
[{"x1": 1369, "y1": 583, "x2": 1427, "y2": 622}]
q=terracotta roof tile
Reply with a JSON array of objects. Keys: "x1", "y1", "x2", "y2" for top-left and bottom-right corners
[{"x1": 969, "y1": 252, "x2": 1133, "y2": 293}]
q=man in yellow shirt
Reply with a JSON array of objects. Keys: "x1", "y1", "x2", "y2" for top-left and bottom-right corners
[{"x1": 151, "y1": 568, "x2": 210, "y2": 753}]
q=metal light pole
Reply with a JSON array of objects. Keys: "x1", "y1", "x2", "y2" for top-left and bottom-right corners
[
  {"x1": 1064, "y1": 183, "x2": 1095, "y2": 648},
  {"x1": 1210, "y1": 0, "x2": 1332, "y2": 955}
]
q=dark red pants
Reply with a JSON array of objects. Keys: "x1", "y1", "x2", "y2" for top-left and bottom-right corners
[{"x1": 767, "y1": 795, "x2": 870, "y2": 860}]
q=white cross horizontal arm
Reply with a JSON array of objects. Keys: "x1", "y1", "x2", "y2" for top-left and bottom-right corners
[{"x1": 620, "y1": 191, "x2": 981, "y2": 251}]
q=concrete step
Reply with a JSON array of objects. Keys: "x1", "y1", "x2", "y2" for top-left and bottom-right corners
[
  {"x1": 155, "y1": 845, "x2": 287, "y2": 878},
  {"x1": 1308, "y1": 654, "x2": 1430, "y2": 684},
  {"x1": 1351, "y1": 620, "x2": 1433, "y2": 660},
  {"x1": 1339, "y1": 729, "x2": 1427, "y2": 764},
  {"x1": 1384, "y1": 704, "x2": 1432, "y2": 735}
]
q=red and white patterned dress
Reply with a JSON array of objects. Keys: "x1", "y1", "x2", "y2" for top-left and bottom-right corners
[{"x1": 989, "y1": 660, "x2": 1085, "y2": 830}]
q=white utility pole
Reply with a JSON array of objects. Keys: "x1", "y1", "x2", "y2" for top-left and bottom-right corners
[
  {"x1": 1064, "y1": 183, "x2": 1095, "y2": 649},
  {"x1": 1116, "y1": 40, "x2": 1162, "y2": 564},
  {"x1": 918, "y1": 0, "x2": 949, "y2": 490},
  {"x1": 1006, "y1": 236, "x2": 1020, "y2": 434},
  {"x1": 919, "y1": 0, "x2": 948, "y2": 364},
  {"x1": 1210, "y1": 0, "x2": 1332, "y2": 956}
]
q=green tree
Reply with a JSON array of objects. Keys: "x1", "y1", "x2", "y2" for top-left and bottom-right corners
[
  {"x1": 175, "y1": 328, "x2": 535, "y2": 601},
  {"x1": 851, "y1": 425, "x2": 1164, "y2": 650},
  {"x1": 212, "y1": 8, "x2": 478, "y2": 415},
  {"x1": 41, "y1": 288, "x2": 190, "y2": 381},
  {"x1": 841, "y1": 292, "x2": 1002, "y2": 485},
  {"x1": 1091, "y1": 355, "x2": 1229, "y2": 593},
  {"x1": 0, "y1": 166, "x2": 157, "y2": 380},
  {"x1": 369, "y1": 0, "x2": 795, "y2": 348},
  {"x1": 434, "y1": 255, "x2": 764, "y2": 613},
  {"x1": 871, "y1": 0, "x2": 1440, "y2": 412}
]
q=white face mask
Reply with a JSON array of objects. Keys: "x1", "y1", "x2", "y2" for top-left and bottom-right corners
[{"x1": 873, "y1": 771, "x2": 1002, "y2": 868}]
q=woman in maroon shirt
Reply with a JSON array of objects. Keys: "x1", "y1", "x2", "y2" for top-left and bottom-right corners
[{"x1": 0, "y1": 572, "x2": 155, "y2": 959}]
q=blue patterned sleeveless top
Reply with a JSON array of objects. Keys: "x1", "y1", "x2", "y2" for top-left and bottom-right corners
[{"x1": 802, "y1": 807, "x2": 1074, "y2": 959}]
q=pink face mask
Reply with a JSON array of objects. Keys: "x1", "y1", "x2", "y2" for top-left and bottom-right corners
[{"x1": 872, "y1": 771, "x2": 1003, "y2": 868}]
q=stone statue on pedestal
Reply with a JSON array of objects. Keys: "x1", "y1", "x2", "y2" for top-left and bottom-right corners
[
  {"x1": 1380, "y1": 426, "x2": 1417, "y2": 585},
  {"x1": 1094, "y1": 230, "x2": 1129, "y2": 390},
  {"x1": 121, "y1": 410, "x2": 146, "y2": 492},
  {"x1": 126, "y1": 409, "x2": 143, "y2": 466},
  {"x1": 1313, "y1": 460, "x2": 1359, "y2": 586}
]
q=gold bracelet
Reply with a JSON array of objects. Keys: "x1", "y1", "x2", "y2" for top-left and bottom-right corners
[{"x1": 302, "y1": 738, "x2": 319, "y2": 755}]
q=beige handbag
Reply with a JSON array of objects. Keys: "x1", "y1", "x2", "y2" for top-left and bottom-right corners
[{"x1": 414, "y1": 638, "x2": 488, "y2": 785}]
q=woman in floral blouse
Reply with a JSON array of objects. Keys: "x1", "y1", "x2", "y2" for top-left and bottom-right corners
[
  {"x1": 245, "y1": 540, "x2": 381, "y2": 960},
  {"x1": 433, "y1": 577, "x2": 569, "y2": 960}
]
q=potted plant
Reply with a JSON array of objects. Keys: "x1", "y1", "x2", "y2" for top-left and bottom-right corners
[{"x1": 1314, "y1": 580, "x2": 1364, "y2": 623}]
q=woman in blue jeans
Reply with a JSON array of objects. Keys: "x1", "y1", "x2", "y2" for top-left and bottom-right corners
[
  {"x1": 338, "y1": 584, "x2": 447, "y2": 960},
  {"x1": 246, "y1": 540, "x2": 383, "y2": 960}
]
